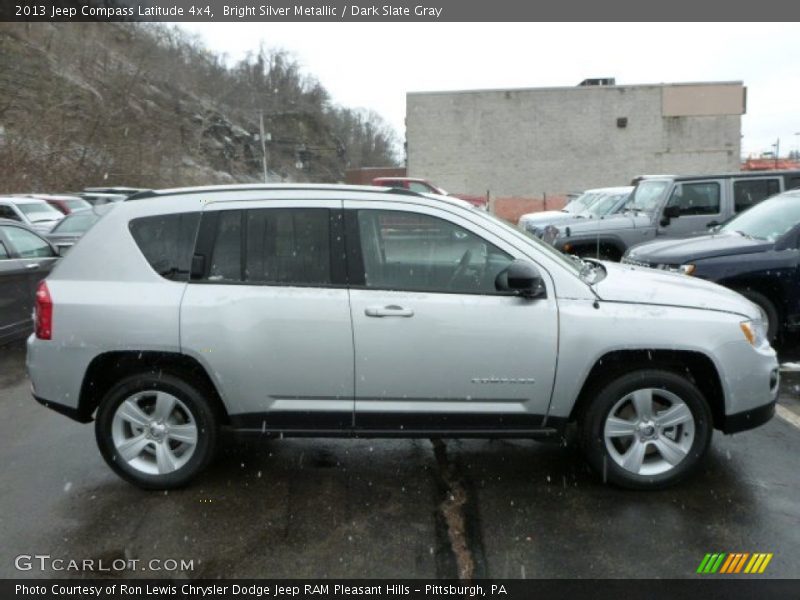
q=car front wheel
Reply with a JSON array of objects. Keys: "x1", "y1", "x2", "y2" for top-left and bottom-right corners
[
  {"x1": 95, "y1": 372, "x2": 218, "y2": 489},
  {"x1": 579, "y1": 369, "x2": 712, "y2": 489}
]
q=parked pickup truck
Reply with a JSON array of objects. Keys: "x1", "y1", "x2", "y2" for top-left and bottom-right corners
[
  {"x1": 372, "y1": 176, "x2": 488, "y2": 210},
  {"x1": 549, "y1": 171, "x2": 800, "y2": 261},
  {"x1": 28, "y1": 184, "x2": 777, "y2": 491}
]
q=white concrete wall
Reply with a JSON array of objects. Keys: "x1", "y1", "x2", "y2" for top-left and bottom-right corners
[{"x1": 406, "y1": 83, "x2": 743, "y2": 198}]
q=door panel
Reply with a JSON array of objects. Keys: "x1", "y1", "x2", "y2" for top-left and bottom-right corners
[
  {"x1": 0, "y1": 258, "x2": 31, "y2": 336},
  {"x1": 179, "y1": 200, "x2": 355, "y2": 430},
  {"x1": 345, "y1": 203, "x2": 559, "y2": 431}
]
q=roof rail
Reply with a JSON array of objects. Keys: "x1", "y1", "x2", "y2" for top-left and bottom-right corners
[{"x1": 124, "y1": 183, "x2": 427, "y2": 201}]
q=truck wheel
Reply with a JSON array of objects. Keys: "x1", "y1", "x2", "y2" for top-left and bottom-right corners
[
  {"x1": 579, "y1": 369, "x2": 712, "y2": 490},
  {"x1": 736, "y1": 289, "x2": 779, "y2": 343},
  {"x1": 95, "y1": 372, "x2": 219, "y2": 490}
]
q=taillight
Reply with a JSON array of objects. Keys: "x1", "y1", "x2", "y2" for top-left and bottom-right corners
[{"x1": 35, "y1": 281, "x2": 52, "y2": 340}]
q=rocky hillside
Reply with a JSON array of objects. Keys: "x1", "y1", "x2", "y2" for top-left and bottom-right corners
[{"x1": 0, "y1": 23, "x2": 399, "y2": 193}]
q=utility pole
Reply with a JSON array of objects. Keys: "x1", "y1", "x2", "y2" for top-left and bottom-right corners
[
  {"x1": 774, "y1": 137, "x2": 780, "y2": 169},
  {"x1": 259, "y1": 111, "x2": 269, "y2": 183}
]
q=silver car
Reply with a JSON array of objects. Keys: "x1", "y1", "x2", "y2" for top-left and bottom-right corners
[{"x1": 27, "y1": 185, "x2": 778, "y2": 490}]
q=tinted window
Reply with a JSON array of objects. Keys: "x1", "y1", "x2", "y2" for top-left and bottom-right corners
[
  {"x1": 208, "y1": 211, "x2": 242, "y2": 282},
  {"x1": 245, "y1": 208, "x2": 331, "y2": 285},
  {"x1": 129, "y1": 212, "x2": 200, "y2": 281},
  {"x1": 357, "y1": 210, "x2": 513, "y2": 294},
  {"x1": 733, "y1": 178, "x2": 780, "y2": 213},
  {"x1": 667, "y1": 182, "x2": 720, "y2": 215},
  {"x1": 408, "y1": 181, "x2": 433, "y2": 194},
  {"x1": 788, "y1": 177, "x2": 800, "y2": 191},
  {"x1": 0, "y1": 241, "x2": 8, "y2": 259},
  {"x1": 0, "y1": 205, "x2": 20, "y2": 221},
  {"x1": 52, "y1": 212, "x2": 98, "y2": 234},
  {"x1": 2, "y1": 226, "x2": 54, "y2": 258}
]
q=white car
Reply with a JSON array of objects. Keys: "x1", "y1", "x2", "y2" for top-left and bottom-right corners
[{"x1": 0, "y1": 197, "x2": 64, "y2": 233}]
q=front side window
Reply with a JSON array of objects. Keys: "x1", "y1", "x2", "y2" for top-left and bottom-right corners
[
  {"x1": 667, "y1": 182, "x2": 721, "y2": 216},
  {"x1": 0, "y1": 241, "x2": 8, "y2": 259},
  {"x1": 129, "y1": 212, "x2": 200, "y2": 281},
  {"x1": 357, "y1": 210, "x2": 513, "y2": 294},
  {"x1": 1, "y1": 226, "x2": 54, "y2": 258},
  {"x1": 733, "y1": 179, "x2": 780, "y2": 213}
]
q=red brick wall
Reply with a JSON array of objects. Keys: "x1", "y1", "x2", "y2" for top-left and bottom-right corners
[{"x1": 494, "y1": 196, "x2": 568, "y2": 224}]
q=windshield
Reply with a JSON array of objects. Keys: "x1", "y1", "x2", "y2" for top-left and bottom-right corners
[
  {"x1": 584, "y1": 192, "x2": 629, "y2": 217},
  {"x1": 65, "y1": 198, "x2": 91, "y2": 211},
  {"x1": 16, "y1": 202, "x2": 62, "y2": 220},
  {"x1": 563, "y1": 192, "x2": 599, "y2": 213},
  {"x1": 480, "y1": 211, "x2": 581, "y2": 274},
  {"x1": 720, "y1": 193, "x2": 800, "y2": 241},
  {"x1": 627, "y1": 180, "x2": 669, "y2": 213},
  {"x1": 51, "y1": 211, "x2": 99, "y2": 234}
]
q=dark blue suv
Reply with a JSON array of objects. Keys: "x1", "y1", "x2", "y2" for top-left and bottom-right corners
[{"x1": 622, "y1": 189, "x2": 800, "y2": 341}]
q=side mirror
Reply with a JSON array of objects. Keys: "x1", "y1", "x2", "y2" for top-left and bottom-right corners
[
  {"x1": 774, "y1": 228, "x2": 800, "y2": 252},
  {"x1": 495, "y1": 260, "x2": 546, "y2": 299},
  {"x1": 659, "y1": 205, "x2": 680, "y2": 227}
]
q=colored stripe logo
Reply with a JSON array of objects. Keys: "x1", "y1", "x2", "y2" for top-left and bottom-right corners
[{"x1": 697, "y1": 553, "x2": 773, "y2": 574}]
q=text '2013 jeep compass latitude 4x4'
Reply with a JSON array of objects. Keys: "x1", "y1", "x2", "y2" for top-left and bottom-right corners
[{"x1": 27, "y1": 185, "x2": 779, "y2": 490}]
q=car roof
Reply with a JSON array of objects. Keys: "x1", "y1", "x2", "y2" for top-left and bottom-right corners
[
  {"x1": 25, "y1": 194, "x2": 85, "y2": 201},
  {"x1": 0, "y1": 196, "x2": 49, "y2": 205},
  {"x1": 638, "y1": 170, "x2": 800, "y2": 183},
  {"x1": 582, "y1": 186, "x2": 634, "y2": 194}
]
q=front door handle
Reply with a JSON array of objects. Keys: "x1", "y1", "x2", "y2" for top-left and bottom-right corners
[
  {"x1": 365, "y1": 305, "x2": 414, "y2": 318},
  {"x1": 25, "y1": 263, "x2": 40, "y2": 269}
]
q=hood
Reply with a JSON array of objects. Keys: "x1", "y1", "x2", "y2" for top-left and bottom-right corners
[
  {"x1": 557, "y1": 212, "x2": 651, "y2": 235},
  {"x1": 518, "y1": 210, "x2": 576, "y2": 228},
  {"x1": 593, "y1": 261, "x2": 760, "y2": 319},
  {"x1": 626, "y1": 232, "x2": 773, "y2": 264}
]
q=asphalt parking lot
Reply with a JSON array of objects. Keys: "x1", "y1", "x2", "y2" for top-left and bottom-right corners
[{"x1": 1, "y1": 338, "x2": 799, "y2": 580}]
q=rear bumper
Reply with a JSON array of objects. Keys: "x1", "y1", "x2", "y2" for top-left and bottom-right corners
[{"x1": 719, "y1": 400, "x2": 776, "y2": 434}]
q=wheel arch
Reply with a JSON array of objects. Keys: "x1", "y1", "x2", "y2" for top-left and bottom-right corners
[
  {"x1": 77, "y1": 351, "x2": 229, "y2": 424},
  {"x1": 568, "y1": 349, "x2": 726, "y2": 430}
]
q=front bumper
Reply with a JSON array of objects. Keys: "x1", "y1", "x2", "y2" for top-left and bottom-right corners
[{"x1": 719, "y1": 400, "x2": 776, "y2": 434}]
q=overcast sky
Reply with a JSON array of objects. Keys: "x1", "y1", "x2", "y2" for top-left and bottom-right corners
[{"x1": 179, "y1": 22, "x2": 800, "y2": 158}]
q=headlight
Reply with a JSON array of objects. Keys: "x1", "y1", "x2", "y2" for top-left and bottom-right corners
[
  {"x1": 655, "y1": 263, "x2": 696, "y2": 275},
  {"x1": 679, "y1": 264, "x2": 696, "y2": 275},
  {"x1": 740, "y1": 318, "x2": 768, "y2": 347}
]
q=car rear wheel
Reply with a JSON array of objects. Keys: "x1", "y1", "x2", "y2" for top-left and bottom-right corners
[
  {"x1": 579, "y1": 369, "x2": 712, "y2": 489},
  {"x1": 95, "y1": 372, "x2": 218, "y2": 489}
]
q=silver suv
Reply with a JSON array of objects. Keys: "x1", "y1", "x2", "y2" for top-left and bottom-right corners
[{"x1": 27, "y1": 185, "x2": 779, "y2": 490}]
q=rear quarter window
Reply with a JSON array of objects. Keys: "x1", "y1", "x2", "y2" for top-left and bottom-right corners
[{"x1": 129, "y1": 212, "x2": 200, "y2": 281}]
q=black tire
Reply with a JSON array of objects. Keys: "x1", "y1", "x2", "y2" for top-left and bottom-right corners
[
  {"x1": 95, "y1": 372, "x2": 219, "y2": 490},
  {"x1": 735, "y1": 289, "x2": 779, "y2": 343},
  {"x1": 579, "y1": 369, "x2": 713, "y2": 490}
]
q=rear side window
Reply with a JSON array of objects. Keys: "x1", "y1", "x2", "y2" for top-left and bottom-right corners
[
  {"x1": 203, "y1": 208, "x2": 333, "y2": 286},
  {"x1": 733, "y1": 178, "x2": 780, "y2": 213},
  {"x1": 129, "y1": 213, "x2": 200, "y2": 281},
  {"x1": 245, "y1": 208, "x2": 331, "y2": 285},
  {"x1": 2, "y1": 226, "x2": 54, "y2": 258}
]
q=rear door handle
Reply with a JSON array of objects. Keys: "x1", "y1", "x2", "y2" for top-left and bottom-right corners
[
  {"x1": 365, "y1": 305, "x2": 415, "y2": 318},
  {"x1": 25, "y1": 263, "x2": 40, "y2": 269}
]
